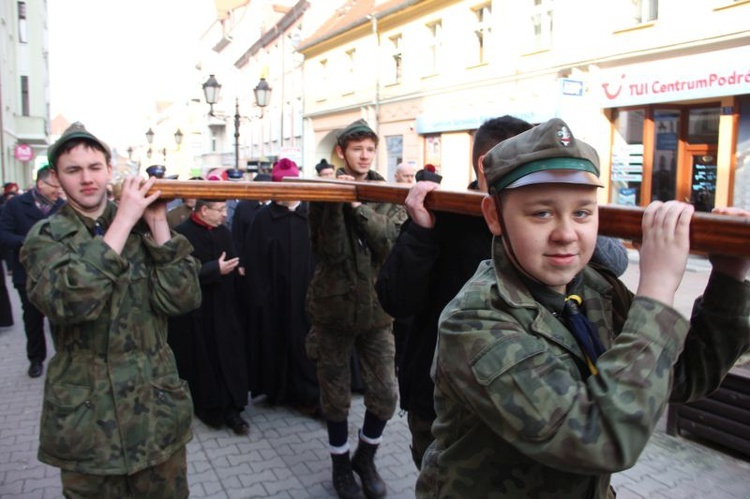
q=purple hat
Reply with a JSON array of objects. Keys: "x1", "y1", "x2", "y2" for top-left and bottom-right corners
[{"x1": 271, "y1": 158, "x2": 300, "y2": 182}]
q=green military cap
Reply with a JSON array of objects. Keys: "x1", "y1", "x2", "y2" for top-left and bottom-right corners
[
  {"x1": 337, "y1": 119, "x2": 376, "y2": 146},
  {"x1": 483, "y1": 117, "x2": 603, "y2": 193},
  {"x1": 47, "y1": 122, "x2": 111, "y2": 169}
]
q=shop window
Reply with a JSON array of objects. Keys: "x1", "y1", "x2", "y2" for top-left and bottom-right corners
[
  {"x1": 734, "y1": 99, "x2": 750, "y2": 211},
  {"x1": 611, "y1": 109, "x2": 645, "y2": 206},
  {"x1": 687, "y1": 108, "x2": 720, "y2": 144},
  {"x1": 424, "y1": 134, "x2": 441, "y2": 172},
  {"x1": 651, "y1": 109, "x2": 679, "y2": 202},
  {"x1": 386, "y1": 135, "x2": 403, "y2": 180}
]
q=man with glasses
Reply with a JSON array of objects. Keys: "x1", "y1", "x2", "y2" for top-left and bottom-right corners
[
  {"x1": 168, "y1": 199, "x2": 250, "y2": 435},
  {"x1": 0, "y1": 165, "x2": 64, "y2": 377}
]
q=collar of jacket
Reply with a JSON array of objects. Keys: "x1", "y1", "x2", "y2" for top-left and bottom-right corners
[{"x1": 269, "y1": 200, "x2": 308, "y2": 219}]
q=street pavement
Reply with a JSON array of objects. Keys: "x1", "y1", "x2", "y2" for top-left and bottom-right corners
[{"x1": 1, "y1": 253, "x2": 749, "y2": 498}]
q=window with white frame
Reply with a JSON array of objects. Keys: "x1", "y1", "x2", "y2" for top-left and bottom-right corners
[
  {"x1": 628, "y1": 0, "x2": 658, "y2": 24},
  {"x1": 470, "y1": 3, "x2": 491, "y2": 65},
  {"x1": 388, "y1": 34, "x2": 403, "y2": 84},
  {"x1": 530, "y1": 0, "x2": 553, "y2": 51},
  {"x1": 425, "y1": 20, "x2": 442, "y2": 75},
  {"x1": 344, "y1": 49, "x2": 356, "y2": 93},
  {"x1": 317, "y1": 59, "x2": 328, "y2": 101},
  {"x1": 21, "y1": 75, "x2": 29, "y2": 116},
  {"x1": 18, "y1": 2, "x2": 27, "y2": 43}
]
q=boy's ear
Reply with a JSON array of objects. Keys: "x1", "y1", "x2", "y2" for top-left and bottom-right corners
[
  {"x1": 481, "y1": 195, "x2": 503, "y2": 236},
  {"x1": 335, "y1": 145, "x2": 345, "y2": 160}
]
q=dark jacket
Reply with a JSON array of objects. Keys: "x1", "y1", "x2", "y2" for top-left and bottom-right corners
[
  {"x1": 0, "y1": 190, "x2": 64, "y2": 286},
  {"x1": 377, "y1": 213, "x2": 491, "y2": 419}
]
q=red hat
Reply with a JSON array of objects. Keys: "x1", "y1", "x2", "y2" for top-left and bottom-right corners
[{"x1": 271, "y1": 158, "x2": 300, "y2": 182}]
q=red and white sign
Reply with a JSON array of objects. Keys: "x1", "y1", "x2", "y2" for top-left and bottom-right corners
[
  {"x1": 14, "y1": 143, "x2": 34, "y2": 162},
  {"x1": 597, "y1": 45, "x2": 750, "y2": 108}
]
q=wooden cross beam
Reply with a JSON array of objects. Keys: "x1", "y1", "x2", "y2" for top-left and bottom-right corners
[{"x1": 148, "y1": 179, "x2": 750, "y2": 258}]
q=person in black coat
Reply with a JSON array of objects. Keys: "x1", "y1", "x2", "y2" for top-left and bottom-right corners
[
  {"x1": 240, "y1": 160, "x2": 320, "y2": 417},
  {"x1": 0, "y1": 166, "x2": 64, "y2": 377},
  {"x1": 168, "y1": 199, "x2": 250, "y2": 435},
  {"x1": 376, "y1": 116, "x2": 630, "y2": 469}
]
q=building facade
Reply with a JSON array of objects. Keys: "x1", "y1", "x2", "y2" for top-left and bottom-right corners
[
  {"x1": 0, "y1": 0, "x2": 49, "y2": 187},
  {"x1": 297, "y1": 0, "x2": 750, "y2": 210}
]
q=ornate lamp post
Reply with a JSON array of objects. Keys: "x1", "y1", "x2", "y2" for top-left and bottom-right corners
[
  {"x1": 145, "y1": 127, "x2": 154, "y2": 160},
  {"x1": 201, "y1": 74, "x2": 271, "y2": 170}
]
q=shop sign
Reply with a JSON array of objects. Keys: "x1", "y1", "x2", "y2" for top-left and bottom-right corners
[
  {"x1": 14, "y1": 143, "x2": 34, "y2": 162},
  {"x1": 598, "y1": 45, "x2": 750, "y2": 107}
]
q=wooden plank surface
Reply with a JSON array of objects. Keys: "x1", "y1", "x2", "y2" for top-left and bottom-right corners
[{"x1": 149, "y1": 179, "x2": 750, "y2": 258}]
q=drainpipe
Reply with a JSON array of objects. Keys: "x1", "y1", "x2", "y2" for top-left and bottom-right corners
[
  {"x1": 0, "y1": 68, "x2": 5, "y2": 182},
  {"x1": 370, "y1": 14, "x2": 380, "y2": 137}
]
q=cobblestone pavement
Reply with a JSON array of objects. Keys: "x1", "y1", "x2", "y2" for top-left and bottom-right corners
[{"x1": 1, "y1": 255, "x2": 749, "y2": 498}]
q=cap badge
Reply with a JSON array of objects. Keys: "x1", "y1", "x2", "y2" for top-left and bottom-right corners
[{"x1": 557, "y1": 126, "x2": 571, "y2": 147}]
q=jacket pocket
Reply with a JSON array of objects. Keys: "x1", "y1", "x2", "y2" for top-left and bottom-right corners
[
  {"x1": 149, "y1": 375, "x2": 193, "y2": 450},
  {"x1": 40, "y1": 383, "x2": 95, "y2": 462}
]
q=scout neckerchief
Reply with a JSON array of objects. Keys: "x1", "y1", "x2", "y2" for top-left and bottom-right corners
[{"x1": 518, "y1": 271, "x2": 605, "y2": 376}]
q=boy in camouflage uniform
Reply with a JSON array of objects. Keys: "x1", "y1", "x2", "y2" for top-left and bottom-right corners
[
  {"x1": 20, "y1": 123, "x2": 201, "y2": 498},
  {"x1": 306, "y1": 119, "x2": 406, "y2": 498},
  {"x1": 416, "y1": 118, "x2": 750, "y2": 498}
]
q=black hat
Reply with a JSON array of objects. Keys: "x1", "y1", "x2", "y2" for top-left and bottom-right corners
[
  {"x1": 253, "y1": 173, "x2": 272, "y2": 182},
  {"x1": 226, "y1": 168, "x2": 244, "y2": 180},
  {"x1": 415, "y1": 164, "x2": 442, "y2": 184},
  {"x1": 145, "y1": 165, "x2": 166, "y2": 178},
  {"x1": 483, "y1": 118, "x2": 602, "y2": 192},
  {"x1": 48, "y1": 122, "x2": 111, "y2": 169},
  {"x1": 315, "y1": 159, "x2": 333, "y2": 174}
]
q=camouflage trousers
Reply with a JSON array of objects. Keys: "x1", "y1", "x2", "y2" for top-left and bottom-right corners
[
  {"x1": 60, "y1": 446, "x2": 188, "y2": 499},
  {"x1": 407, "y1": 411, "x2": 435, "y2": 470},
  {"x1": 307, "y1": 325, "x2": 397, "y2": 422}
]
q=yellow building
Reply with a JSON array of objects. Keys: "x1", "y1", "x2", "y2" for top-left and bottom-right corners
[{"x1": 298, "y1": 0, "x2": 750, "y2": 210}]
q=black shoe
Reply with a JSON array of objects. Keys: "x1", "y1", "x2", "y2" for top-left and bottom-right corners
[
  {"x1": 28, "y1": 361, "x2": 43, "y2": 378},
  {"x1": 225, "y1": 412, "x2": 250, "y2": 436}
]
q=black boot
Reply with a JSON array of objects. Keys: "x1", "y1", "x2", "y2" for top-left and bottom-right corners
[
  {"x1": 331, "y1": 452, "x2": 364, "y2": 499},
  {"x1": 352, "y1": 440, "x2": 386, "y2": 498}
]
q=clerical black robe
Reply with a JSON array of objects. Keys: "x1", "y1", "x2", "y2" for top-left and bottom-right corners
[
  {"x1": 168, "y1": 217, "x2": 248, "y2": 426},
  {"x1": 240, "y1": 201, "x2": 319, "y2": 409}
]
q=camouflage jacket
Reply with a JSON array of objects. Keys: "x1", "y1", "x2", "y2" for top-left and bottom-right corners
[
  {"x1": 20, "y1": 202, "x2": 202, "y2": 475},
  {"x1": 417, "y1": 238, "x2": 750, "y2": 498},
  {"x1": 306, "y1": 170, "x2": 406, "y2": 331}
]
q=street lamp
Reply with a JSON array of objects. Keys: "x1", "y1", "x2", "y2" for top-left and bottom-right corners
[
  {"x1": 201, "y1": 74, "x2": 272, "y2": 170},
  {"x1": 174, "y1": 129, "x2": 183, "y2": 150},
  {"x1": 145, "y1": 127, "x2": 154, "y2": 160}
]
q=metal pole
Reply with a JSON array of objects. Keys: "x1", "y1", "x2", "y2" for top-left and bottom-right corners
[{"x1": 234, "y1": 98, "x2": 240, "y2": 170}]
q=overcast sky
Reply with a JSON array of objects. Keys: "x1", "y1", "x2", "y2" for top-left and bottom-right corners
[{"x1": 48, "y1": 0, "x2": 214, "y2": 151}]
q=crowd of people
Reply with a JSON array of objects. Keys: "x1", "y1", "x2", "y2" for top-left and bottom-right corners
[{"x1": 0, "y1": 116, "x2": 746, "y2": 499}]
